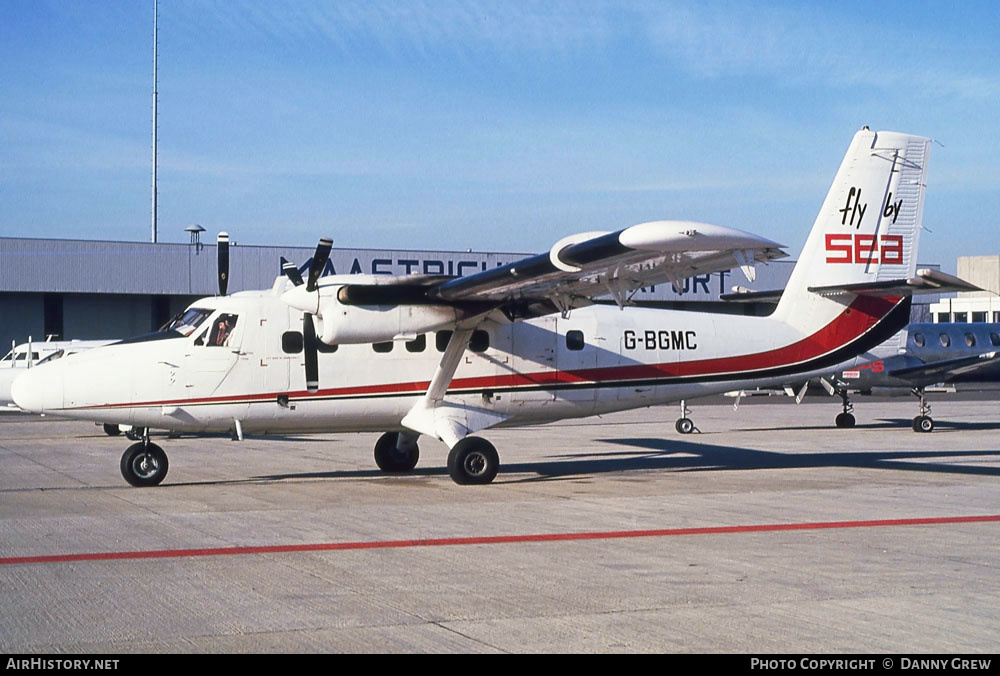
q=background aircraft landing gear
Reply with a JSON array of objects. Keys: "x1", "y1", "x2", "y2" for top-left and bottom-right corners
[
  {"x1": 373, "y1": 432, "x2": 420, "y2": 473},
  {"x1": 834, "y1": 389, "x2": 855, "y2": 428},
  {"x1": 912, "y1": 388, "x2": 934, "y2": 433},
  {"x1": 447, "y1": 437, "x2": 499, "y2": 485},
  {"x1": 120, "y1": 440, "x2": 168, "y2": 487},
  {"x1": 674, "y1": 400, "x2": 697, "y2": 434}
]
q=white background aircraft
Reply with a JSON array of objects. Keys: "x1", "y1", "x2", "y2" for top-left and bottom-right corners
[
  {"x1": 1, "y1": 338, "x2": 113, "y2": 409},
  {"x1": 14, "y1": 128, "x2": 959, "y2": 487}
]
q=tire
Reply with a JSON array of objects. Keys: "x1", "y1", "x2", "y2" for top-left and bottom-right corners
[
  {"x1": 120, "y1": 442, "x2": 169, "y2": 487},
  {"x1": 373, "y1": 432, "x2": 420, "y2": 473},
  {"x1": 912, "y1": 415, "x2": 934, "y2": 433},
  {"x1": 103, "y1": 423, "x2": 122, "y2": 437},
  {"x1": 447, "y1": 437, "x2": 499, "y2": 485},
  {"x1": 675, "y1": 418, "x2": 694, "y2": 434},
  {"x1": 835, "y1": 413, "x2": 856, "y2": 428}
]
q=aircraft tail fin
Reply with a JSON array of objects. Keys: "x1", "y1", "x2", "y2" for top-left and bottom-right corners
[{"x1": 774, "y1": 128, "x2": 932, "y2": 323}]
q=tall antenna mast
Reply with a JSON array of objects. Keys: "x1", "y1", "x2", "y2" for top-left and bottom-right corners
[{"x1": 151, "y1": 0, "x2": 158, "y2": 243}]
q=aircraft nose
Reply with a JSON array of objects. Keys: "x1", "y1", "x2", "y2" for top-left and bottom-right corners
[{"x1": 11, "y1": 366, "x2": 62, "y2": 413}]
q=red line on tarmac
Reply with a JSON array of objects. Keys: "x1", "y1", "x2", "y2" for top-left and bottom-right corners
[{"x1": 3, "y1": 515, "x2": 999, "y2": 566}]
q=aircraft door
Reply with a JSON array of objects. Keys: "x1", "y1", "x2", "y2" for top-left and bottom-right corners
[
  {"x1": 555, "y1": 315, "x2": 598, "y2": 413},
  {"x1": 180, "y1": 312, "x2": 243, "y2": 396},
  {"x1": 508, "y1": 315, "x2": 558, "y2": 408}
]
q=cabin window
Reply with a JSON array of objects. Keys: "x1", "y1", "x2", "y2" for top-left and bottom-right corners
[
  {"x1": 373, "y1": 341, "x2": 393, "y2": 353},
  {"x1": 911, "y1": 333, "x2": 925, "y2": 348},
  {"x1": 405, "y1": 334, "x2": 426, "y2": 353},
  {"x1": 939, "y1": 333, "x2": 951, "y2": 347},
  {"x1": 566, "y1": 330, "x2": 585, "y2": 351},
  {"x1": 282, "y1": 331, "x2": 303, "y2": 354},
  {"x1": 436, "y1": 331, "x2": 452, "y2": 352},
  {"x1": 207, "y1": 314, "x2": 238, "y2": 347},
  {"x1": 469, "y1": 330, "x2": 490, "y2": 353},
  {"x1": 990, "y1": 332, "x2": 1000, "y2": 347},
  {"x1": 965, "y1": 333, "x2": 976, "y2": 347},
  {"x1": 316, "y1": 341, "x2": 338, "y2": 353}
]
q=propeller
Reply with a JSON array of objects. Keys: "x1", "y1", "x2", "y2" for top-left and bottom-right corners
[
  {"x1": 217, "y1": 232, "x2": 230, "y2": 296},
  {"x1": 284, "y1": 237, "x2": 333, "y2": 393}
]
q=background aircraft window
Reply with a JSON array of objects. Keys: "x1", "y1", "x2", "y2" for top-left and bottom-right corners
[
  {"x1": 972, "y1": 312, "x2": 987, "y2": 322},
  {"x1": 405, "y1": 334, "x2": 426, "y2": 353},
  {"x1": 991, "y1": 332, "x2": 1000, "y2": 347},
  {"x1": 912, "y1": 333, "x2": 925, "y2": 348},
  {"x1": 566, "y1": 330, "x2": 585, "y2": 351},
  {"x1": 965, "y1": 333, "x2": 976, "y2": 347},
  {"x1": 469, "y1": 330, "x2": 490, "y2": 353},
  {"x1": 316, "y1": 341, "x2": 338, "y2": 353},
  {"x1": 436, "y1": 331, "x2": 453, "y2": 352},
  {"x1": 939, "y1": 333, "x2": 951, "y2": 347},
  {"x1": 282, "y1": 331, "x2": 303, "y2": 354},
  {"x1": 373, "y1": 341, "x2": 393, "y2": 353},
  {"x1": 36, "y1": 350, "x2": 65, "y2": 365},
  {"x1": 208, "y1": 314, "x2": 238, "y2": 347}
]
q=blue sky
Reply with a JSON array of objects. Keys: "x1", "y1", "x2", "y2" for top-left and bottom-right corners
[{"x1": 2, "y1": 1, "x2": 998, "y2": 271}]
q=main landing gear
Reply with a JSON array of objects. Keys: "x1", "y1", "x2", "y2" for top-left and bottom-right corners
[
  {"x1": 119, "y1": 429, "x2": 169, "y2": 487},
  {"x1": 834, "y1": 388, "x2": 856, "y2": 428},
  {"x1": 372, "y1": 432, "x2": 500, "y2": 485},
  {"x1": 912, "y1": 387, "x2": 934, "y2": 433}
]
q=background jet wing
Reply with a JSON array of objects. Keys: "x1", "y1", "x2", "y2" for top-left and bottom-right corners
[
  {"x1": 430, "y1": 220, "x2": 785, "y2": 307},
  {"x1": 888, "y1": 351, "x2": 1000, "y2": 386}
]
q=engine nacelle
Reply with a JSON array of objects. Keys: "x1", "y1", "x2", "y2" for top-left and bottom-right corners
[{"x1": 314, "y1": 298, "x2": 462, "y2": 345}]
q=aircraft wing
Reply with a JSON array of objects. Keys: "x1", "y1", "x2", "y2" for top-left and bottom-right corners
[
  {"x1": 888, "y1": 351, "x2": 1000, "y2": 386},
  {"x1": 430, "y1": 220, "x2": 786, "y2": 309}
]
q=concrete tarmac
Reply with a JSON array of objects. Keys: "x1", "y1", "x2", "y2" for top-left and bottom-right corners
[{"x1": 1, "y1": 396, "x2": 998, "y2": 653}]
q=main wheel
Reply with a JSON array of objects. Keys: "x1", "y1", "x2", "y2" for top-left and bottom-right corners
[
  {"x1": 675, "y1": 417, "x2": 695, "y2": 434},
  {"x1": 120, "y1": 442, "x2": 168, "y2": 487},
  {"x1": 103, "y1": 423, "x2": 122, "y2": 436},
  {"x1": 835, "y1": 412, "x2": 856, "y2": 428},
  {"x1": 912, "y1": 415, "x2": 934, "y2": 433},
  {"x1": 447, "y1": 437, "x2": 499, "y2": 485},
  {"x1": 373, "y1": 432, "x2": 420, "y2": 473}
]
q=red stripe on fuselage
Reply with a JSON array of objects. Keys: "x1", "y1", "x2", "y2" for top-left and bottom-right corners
[{"x1": 74, "y1": 295, "x2": 901, "y2": 410}]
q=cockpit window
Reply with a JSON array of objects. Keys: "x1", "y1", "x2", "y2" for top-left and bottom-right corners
[
  {"x1": 165, "y1": 308, "x2": 214, "y2": 337},
  {"x1": 207, "y1": 314, "x2": 238, "y2": 347}
]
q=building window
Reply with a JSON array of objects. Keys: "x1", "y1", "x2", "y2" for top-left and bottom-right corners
[
  {"x1": 972, "y1": 312, "x2": 987, "y2": 323},
  {"x1": 405, "y1": 334, "x2": 426, "y2": 353},
  {"x1": 936, "y1": 312, "x2": 950, "y2": 323},
  {"x1": 954, "y1": 312, "x2": 967, "y2": 323},
  {"x1": 939, "y1": 333, "x2": 951, "y2": 347},
  {"x1": 373, "y1": 341, "x2": 393, "y2": 353},
  {"x1": 566, "y1": 330, "x2": 585, "y2": 351}
]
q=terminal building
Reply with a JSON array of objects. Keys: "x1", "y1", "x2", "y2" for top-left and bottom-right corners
[
  {"x1": 0, "y1": 234, "x2": 949, "y2": 351},
  {"x1": 929, "y1": 255, "x2": 1000, "y2": 323}
]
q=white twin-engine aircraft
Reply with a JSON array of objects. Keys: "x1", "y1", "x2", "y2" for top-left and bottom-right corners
[{"x1": 14, "y1": 128, "x2": 963, "y2": 487}]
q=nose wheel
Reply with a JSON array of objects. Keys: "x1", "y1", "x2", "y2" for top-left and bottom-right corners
[
  {"x1": 120, "y1": 442, "x2": 169, "y2": 487},
  {"x1": 373, "y1": 432, "x2": 420, "y2": 472}
]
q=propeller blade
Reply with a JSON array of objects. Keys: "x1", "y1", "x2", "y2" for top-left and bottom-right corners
[
  {"x1": 306, "y1": 237, "x2": 333, "y2": 292},
  {"x1": 303, "y1": 313, "x2": 319, "y2": 393},
  {"x1": 280, "y1": 257, "x2": 304, "y2": 286},
  {"x1": 217, "y1": 232, "x2": 230, "y2": 296}
]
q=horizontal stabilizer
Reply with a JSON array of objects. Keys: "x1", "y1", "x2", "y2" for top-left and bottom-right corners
[
  {"x1": 808, "y1": 269, "x2": 982, "y2": 298},
  {"x1": 720, "y1": 288, "x2": 784, "y2": 303}
]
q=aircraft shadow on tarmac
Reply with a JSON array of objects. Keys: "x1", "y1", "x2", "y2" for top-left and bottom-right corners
[
  {"x1": 243, "y1": 437, "x2": 1000, "y2": 486},
  {"x1": 732, "y1": 419, "x2": 1000, "y2": 433}
]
